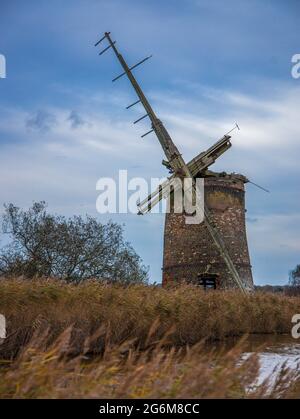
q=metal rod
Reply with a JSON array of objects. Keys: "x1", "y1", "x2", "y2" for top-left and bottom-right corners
[
  {"x1": 112, "y1": 55, "x2": 152, "y2": 82},
  {"x1": 133, "y1": 114, "x2": 148, "y2": 124},
  {"x1": 248, "y1": 180, "x2": 270, "y2": 193},
  {"x1": 126, "y1": 100, "x2": 141, "y2": 109},
  {"x1": 130, "y1": 55, "x2": 152, "y2": 71},
  {"x1": 141, "y1": 129, "x2": 154, "y2": 138},
  {"x1": 225, "y1": 123, "x2": 240, "y2": 136},
  {"x1": 99, "y1": 42, "x2": 116, "y2": 56},
  {"x1": 112, "y1": 72, "x2": 126, "y2": 83},
  {"x1": 94, "y1": 33, "x2": 109, "y2": 47}
]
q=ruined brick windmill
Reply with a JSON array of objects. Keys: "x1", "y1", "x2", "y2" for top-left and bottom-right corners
[{"x1": 95, "y1": 32, "x2": 255, "y2": 293}]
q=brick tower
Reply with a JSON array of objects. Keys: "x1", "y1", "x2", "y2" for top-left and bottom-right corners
[{"x1": 162, "y1": 173, "x2": 253, "y2": 290}]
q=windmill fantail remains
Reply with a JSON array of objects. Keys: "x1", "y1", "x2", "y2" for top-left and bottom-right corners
[{"x1": 95, "y1": 32, "x2": 254, "y2": 293}]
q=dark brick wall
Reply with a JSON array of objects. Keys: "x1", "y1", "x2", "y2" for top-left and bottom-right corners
[{"x1": 162, "y1": 175, "x2": 254, "y2": 290}]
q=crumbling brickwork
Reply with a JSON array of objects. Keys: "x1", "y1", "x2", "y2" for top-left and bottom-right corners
[{"x1": 162, "y1": 174, "x2": 254, "y2": 290}]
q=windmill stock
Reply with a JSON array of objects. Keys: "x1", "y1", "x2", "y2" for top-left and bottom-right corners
[{"x1": 95, "y1": 31, "x2": 254, "y2": 294}]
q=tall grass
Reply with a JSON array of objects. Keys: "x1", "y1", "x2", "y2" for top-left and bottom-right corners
[
  {"x1": 0, "y1": 326, "x2": 299, "y2": 399},
  {"x1": 1, "y1": 279, "x2": 300, "y2": 399},
  {"x1": 1, "y1": 278, "x2": 299, "y2": 359}
]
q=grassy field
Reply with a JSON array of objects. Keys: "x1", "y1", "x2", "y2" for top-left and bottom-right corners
[{"x1": 1, "y1": 279, "x2": 300, "y2": 398}]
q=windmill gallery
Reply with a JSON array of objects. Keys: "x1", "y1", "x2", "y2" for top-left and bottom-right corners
[{"x1": 95, "y1": 32, "x2": 259, "y2": 294}]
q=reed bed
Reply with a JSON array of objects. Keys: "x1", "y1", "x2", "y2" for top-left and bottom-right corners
[
  {"x1": 1, "y1": 279, "x2": 300, "y2": 399},
  {"x1": 1, "y1": 278, "x2": 299, "y2": 359},
  {"x1": 1, "y1": 326, "x2": 299, "y2": 399}
]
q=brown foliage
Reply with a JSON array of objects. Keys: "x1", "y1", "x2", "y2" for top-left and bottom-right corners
[
  {"x1": 0, "y1": 326, "x2": 299, "y2": 399},
  {"x1": 1, "y1": 279, "x2": 299, "y2": 359}
]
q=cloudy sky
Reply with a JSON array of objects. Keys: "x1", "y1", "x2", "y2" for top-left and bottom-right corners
[{"x1": 0, "y1": 0, "x2": 299, "y2": 285}]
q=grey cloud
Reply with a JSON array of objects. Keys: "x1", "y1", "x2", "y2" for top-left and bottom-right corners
[
  {"x1": 26, "y1": 110, "x2": 56, "y2": 133},
  {"x1": 67, "y1": 110, "x2": 86, "y2": 129}
]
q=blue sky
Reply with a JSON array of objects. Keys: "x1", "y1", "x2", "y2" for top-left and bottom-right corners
[{"x1": 0, "y1": 0, "x2": 300, "y2": 285}]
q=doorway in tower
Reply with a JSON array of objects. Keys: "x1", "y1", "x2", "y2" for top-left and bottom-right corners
[{"x1": 197, "y1": 273, "x2": 219, "y2": 290}]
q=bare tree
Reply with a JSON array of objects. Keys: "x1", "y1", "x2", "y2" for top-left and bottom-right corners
[
  {"x1": 289, "y1": 265, "x2": 300, "y2": 288},
  {"x1": 285, "y1": 265, "x2": 300, "y2": 295},
  {"x1": 0, "y1": 202, "x2": 148, "y2": 284}
]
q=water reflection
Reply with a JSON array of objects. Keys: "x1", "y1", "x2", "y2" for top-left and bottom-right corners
[{"x1": 212, "y1": 334, "x2": 300, "y2": 387}]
